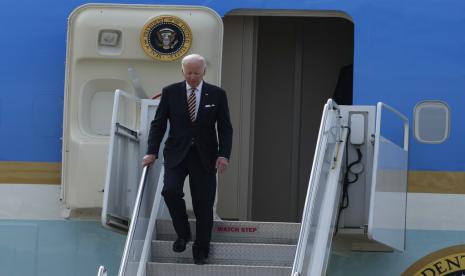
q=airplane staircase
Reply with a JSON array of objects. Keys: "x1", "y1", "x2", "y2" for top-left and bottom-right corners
[
  {"x1": 103, "y1": 99, "x2": 348, "y2": 276},
  {"x1": 100, "y1": 96, "x2": 410, "y2": 275},
  {"x1": 148, "y1": 219, "x2": 299, "y2": 275}
]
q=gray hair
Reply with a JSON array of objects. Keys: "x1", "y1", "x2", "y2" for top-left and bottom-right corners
[{"x1": 181, "y1": 54, "x2": 207, "y2": 70}]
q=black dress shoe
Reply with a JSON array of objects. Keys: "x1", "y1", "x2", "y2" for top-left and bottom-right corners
[
  {"x1": 173, "y1": 236, "x2": 190, "y2": 252},
  {"x1": 192, "y1": 243, "x2": 209, "y2": 265},
  {"x1": 194, "y1": 256, "x2": 207, "y2": 265}
]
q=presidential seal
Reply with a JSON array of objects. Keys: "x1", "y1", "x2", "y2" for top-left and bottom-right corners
[
  {"x1": 403, "y1": 245, "x2": 465, "y2": 276},
  {"x1": 140, "y1": 15, "x2": 192, "y2": 61}
]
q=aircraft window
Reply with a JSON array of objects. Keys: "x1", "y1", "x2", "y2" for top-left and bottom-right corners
[{"x1": 414, "y1": 101, "x2": 450, "y2": 144}]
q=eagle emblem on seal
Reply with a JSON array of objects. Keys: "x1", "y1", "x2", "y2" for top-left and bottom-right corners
[{"x1": 157, "y1": 28, "x2": 178, "y2": 50}]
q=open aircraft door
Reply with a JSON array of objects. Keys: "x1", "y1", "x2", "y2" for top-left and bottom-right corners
[{"x1": 62, "y1": 4, "x2": 223, "y2": 221}]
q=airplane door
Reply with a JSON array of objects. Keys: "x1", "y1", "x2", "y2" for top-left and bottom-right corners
[
  {"x1": 62, "y1": 4, "x2": 223, "y2": 213},
  {"x1": 368, "y1": 102, "x2": 409, "y2": 251}
]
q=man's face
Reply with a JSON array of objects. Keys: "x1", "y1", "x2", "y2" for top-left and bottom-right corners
[{"x1": 182, "y1": 60, "x2": 205, "y2": 88}]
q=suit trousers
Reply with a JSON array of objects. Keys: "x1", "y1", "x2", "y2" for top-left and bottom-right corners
[{"x1": 161, "y1": 145, "x2": 217, "y2": 251}]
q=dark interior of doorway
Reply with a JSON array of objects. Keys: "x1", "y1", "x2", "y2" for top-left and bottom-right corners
[{"x1": 251, "y1": 16, "x2": 354, "y2": 222}]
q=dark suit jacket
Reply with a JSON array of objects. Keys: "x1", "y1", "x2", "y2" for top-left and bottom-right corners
[{"x1": 147, "y1": 81, "x2": 233, "y2": 172}]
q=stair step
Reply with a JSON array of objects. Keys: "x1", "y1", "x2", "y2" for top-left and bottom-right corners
[
  {"x1": 147, "y1": 262, "x2": 292, "y2": 276},
  {"x1": 156, "y1": 219, "x2": 300, "y2": 244},
  {"x1": 151, "y1": 240, "x2": 296, "y2": 266}
]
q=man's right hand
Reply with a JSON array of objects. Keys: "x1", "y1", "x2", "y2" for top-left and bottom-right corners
[{"x1": 142, "y1": 154, "x2": 156, "y2": 166}]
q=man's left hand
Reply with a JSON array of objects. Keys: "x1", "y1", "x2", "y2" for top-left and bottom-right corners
[{"x1": 216, "y1": 157, "x2": 229, "y2": 174}]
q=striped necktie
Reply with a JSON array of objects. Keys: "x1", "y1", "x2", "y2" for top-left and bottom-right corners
[{"x1": 187, "y1": 87, "x2": 197, "y2": 122}]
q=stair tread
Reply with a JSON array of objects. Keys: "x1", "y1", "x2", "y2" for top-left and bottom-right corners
[
  {"x1": 149, "y1": 262, "x2": 292, "y2": 268},
  {"x1": 147, "y1": 262, "x2": 292, "y2": 276},
  {"x1": 151, "y1": 240, "x2": 295, "y2": 267}
]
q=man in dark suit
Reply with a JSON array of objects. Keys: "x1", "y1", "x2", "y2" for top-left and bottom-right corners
[{"x1": 142, "y1": 54, "x2": 233, "y2": 265}]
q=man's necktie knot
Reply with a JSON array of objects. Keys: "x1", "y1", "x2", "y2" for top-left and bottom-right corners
[{"x1": 188, "y1": 87, "x2": 197, "y2": 122}]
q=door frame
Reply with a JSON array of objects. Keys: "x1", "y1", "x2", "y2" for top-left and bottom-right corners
[{"x1": 223, "y1": 10, "x2": 353, "y2": 221}]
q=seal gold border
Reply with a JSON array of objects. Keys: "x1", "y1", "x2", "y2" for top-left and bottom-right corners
[
  {"x1": 402, "y1": 245, "x2": 465, "y2": 275},
  {"x1": 140, "y1": 15, "x2": 192, "y2": 61}
]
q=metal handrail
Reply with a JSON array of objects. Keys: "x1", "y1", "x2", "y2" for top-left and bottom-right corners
[
  {"x1": 97, "y1": 266, "x2": 107, "y2": 276},
  {"x1": 118, "y1": 165, "x2": 150, "y2": 276},
  {"x1": 308, "y1": 128, "x2": 347, "y2": 275},
  {"x1": 292, "y1": 99, "x2": 343, "y2": 276},
  {"x1": 134, "y1": 168, "x2": 166, "y2": 275}
]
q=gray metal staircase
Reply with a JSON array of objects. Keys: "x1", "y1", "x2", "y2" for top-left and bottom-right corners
[
  {"x1": 102, "y1": 99, "x2": 360, "y2": 276},
  {"x1": 147, "y1": 219, "x2": 299, "y2": 275},
  {"x1": 99, "y1": 99, "x2": 409, "y2": 276}
]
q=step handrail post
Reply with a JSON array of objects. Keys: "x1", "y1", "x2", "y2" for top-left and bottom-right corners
[
  {"x1": 97, "y1": 265, "x2": 107, "y2": 276},
  {"x1": 118, "y1": 165, "x2": 150, "y2": 276}
]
